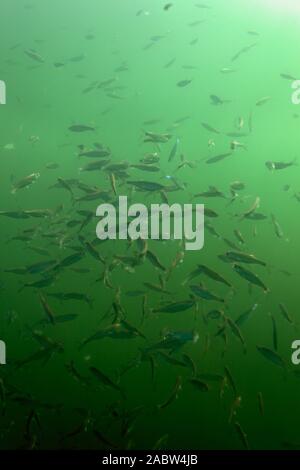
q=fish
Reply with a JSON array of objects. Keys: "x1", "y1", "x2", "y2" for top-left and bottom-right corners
[
  {"x1": 204, "y1": 209, "x2": 219, "y2": 219},
  {"x1": 39, "y1": 293, "x2": 56, "y2": 325},
  {"x1": 244, "y1": 212, "x2": 267, "y2": 221},
  {"x1": 80, "y1": 239, "x2": 105, "y2": 264},
  {"x1": 227, "y1": 317, "x2": 246, "y2": 350},
  {"x1": 271, "y1": 214, "x2": 283, "y2": 238},
  {"x1": 4, "y1": 267, "x2": 28, "y2": 275},
  {"x1": 229, "y1": 396, "x2": 242, "y2": 423},
  {"x1": 280, "y1": 73, "x2": 297, "y2": 80},
  {"x1": 257, "y1": 392, "x2": 264, "y2": 416},
  {"x1": 182, "y1": 353, "x2": 197, "y2": 376},
  {"x1": 47, "y1": 292, "x2": 92, "y2": 307},
  {"x1": 223, "y1": 238, "x2": 242, "y2": 252},
  {"x1": 54, "y1": 62, "x2": 64, "y2": 68},
  {"x1": 157, "y1": 376, "x2": 182, "y2": 410},
  {"x1": 144, "y1": 331, "x2": 190, "y2": 354},
  {"x1": 168, "y1": 138, "x2": 180, "y2": 162},
  {"x1": 256, "y1": 96, "x2": 270, "y2": 106},
  {"x1": 190, "y1": 284, "x2": 225, "y2": 303},
  {"x1": 14, "y1": 347, "x2": 59, "y2": 369},
  {"x1": 194, "y1": 186, "x2": 226, "y2": 199},
  {"x1": 226, "y1": 132, "x2": 248, "y2": 138},
  {"x1": 206, "y1": 152, "x2": 232, "y2": 164},
  {"x1": 158, "y1": 352, "x2": 186, "y2": 368},
  {"x1": 26, "y1": 259, "x2": 57, "y2": 274},
  {"x1": 19, "y1": 277, "x2": 55, "y2": 292},
  {"x1": 220, "y1": 67, "x2": 236, "y2": 74},
  {"x1": 79, "y1": 160, "x2": 110, "y2": 172},
  {"x1": 231, "y1": 43, "x2": 257, "y2": 62},
  {"x1": 150, "y1": 35, "x2": 165, "y2": 42},
  {"x1": 11, "y1": 173, "x2": 40, "y2": 194},
  {"x1": 210, "y1": 94, "x2": 231, "y2": 105},
  {"x1": 235, "y1": 304, "x2": 258, "y2": 327},
  {"x1": 177, "y1": 80, "x2": 192, "y2": 87},
  {"x1": 256, "y1": 346, "x2": 285, "y2": 368},
  {"x1": 239, "y1": 196, "x2": 260, "y2": 219},
  {"x1": 93, "y1": 428, "x2": 117, "y2": 448},
  {"x1": 232, "y1": 264, "x2": 269, "y2": 293},
  {"x1": 224, "y1": 251, "x2": 266, "y2": 266},
  {"x1": 201, "y1": 122, "x2": 220, "y2": 134},
  {"x1": 231, "y1": 140, "x2": 247, "y2": 151},
  {"x1": 89, "y1": 366, "x2": 125, "y2": 398},
  {"x1": 152, "y1": 434, "x2": 169, "y2": 450},
  {"x1": 265, "y1": 159, "x2": 296, "y2": 171},
  {"x1": 140, "y1": 153, "x2": 160, "y2": 164},
  {"x1": 79, "y1": 149, "x2": 110, "y2": 158},
  {"x1": 153, "y1": 300, "x2": 195, "y2": 314},
  {"x1": 224, "y1": 366, "x2": 238, "y2": 397},
  {"x1": 68, "y1": 124, "x2": 95, "y2": 132},
  {"x1": 230, "y1": 181, "x2": 245, "y2": 191},
  {"x1": 130, "y1": 161, "x2": 160, "y2": 173},
  {"x1": 24, "y1": 49, "x2": 44, "y2": 63},
  {"x1": 195, "y1": 3, "x2": 211, "y2": 8},
  {"x1": 67, "y1": 53, "x2": 85, "y2": 63},
  {"x1": 164, "y1": 58, "x2": 176, "y2": 68},
  {"x1": 234, "y1": 422, "x2": 249, "y2": 450},
  {"x1": 56, "y1": 177, "x2": 74, "y2": 199},
  {"x1": 143, "y1": 282, "x2": 172, "y2": 295},
  {"x1": 45, "y1": 162, "x2": 59, "y2": 170},
  {"x1": 37, "y1": 314, "x2": 78, "y2": 326},
  {"x1": 57, "y1": 251, "x2": 85, "y2": 269},
  {"x1": 0, "y1": 211, "x2": 31, "y2": 219},
  {"x1": 197, "y1": 372, "x2": 223, "y2": 384},
  {"x1": 197, "y1": 264, "x2": 232, "y2": 287},
  {"x1": 80, "y1": 322, "x2": 143, "y2": 349},
  {"x1": 188, "y1": 378, "x2": 209, "y2": 392},
  {"x1": 127, "y1": 181, "x2": 166, "y2": 192},
  {"x1": 24, "y1": 209, "x2": 52, "y2": 218},
  {"x1": 188, "y1": 20, "x2": 204, "y2": 27},
  {"x1": 144, "y1": 131, "x2": 172, "y2": 143},
  {"x1": 207, "y1": 309, "x2": 224, "y2": 320},
  {"x1": 233, "y1": 229, "x2": 245, "y2": 244},
  {"x1": 146, "y1": 250, "x2": 166, "y2": 272},
  {"x1": 279, "y1": 303, "x2": 293, "y2": 324}
]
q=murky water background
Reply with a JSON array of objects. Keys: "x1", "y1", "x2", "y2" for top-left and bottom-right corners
[{"x1": 1, "y1": 0, "x2": 300, "y2": 450}]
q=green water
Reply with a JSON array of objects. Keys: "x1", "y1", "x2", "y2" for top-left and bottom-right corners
[{"x1": 1, "y1": 0, "x2": 300, "y2": 451}]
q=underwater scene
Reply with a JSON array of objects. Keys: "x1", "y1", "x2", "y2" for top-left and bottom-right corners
[{"x1": 1, "y1": 0, "x2": 300, "y2": 451}]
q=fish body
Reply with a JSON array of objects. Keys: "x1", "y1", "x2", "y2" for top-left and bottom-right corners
[
  {"x1": 68, "y1": 124, "x2": 95, "y2": 132},
  {"x1": 266, "y1": 160, "x2": 296, "y2": 171},
  {"x1": 24, "y1": 49, "x2": 44, "y2": 63},
  {"x1": 233, "y1": 264, "x2": 268, "y2": 292},
  {"x1": 11, "y1": 173, "x2": 40, "y2": 194},
  {"x1": 177, "y1": 80, "x2": 192, "y2": 87},
  {"x1": 201, "y1": 122, "x2": 220, "y2": 134},
  {"x1": 89, "y1": 366, "x2": 125, "y2": 398},
  {"x1": 79, "y1": 149, "x2": 110, "y2": 158},
  {"x1": 206, "y1": 152, "x2": 232, "y2": 164},
  {"x1": 225, "y1": 251, "x2": 266, "y2": 266},
  {"x1": 190, "y1": 284, "x2": 225, "y2": 303},
  {"x1": 39, "y1": 293, "x2": 56, "y2": 325},
  {"x1": 153, "y1": 300, "x2": 195, "y2": 314},
  {"x1": 168, "y1": 138, "x2": 180, "y2": 162},
  {"x1": 256, "y1": 346, "x2": 285, "y2": 368}
]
